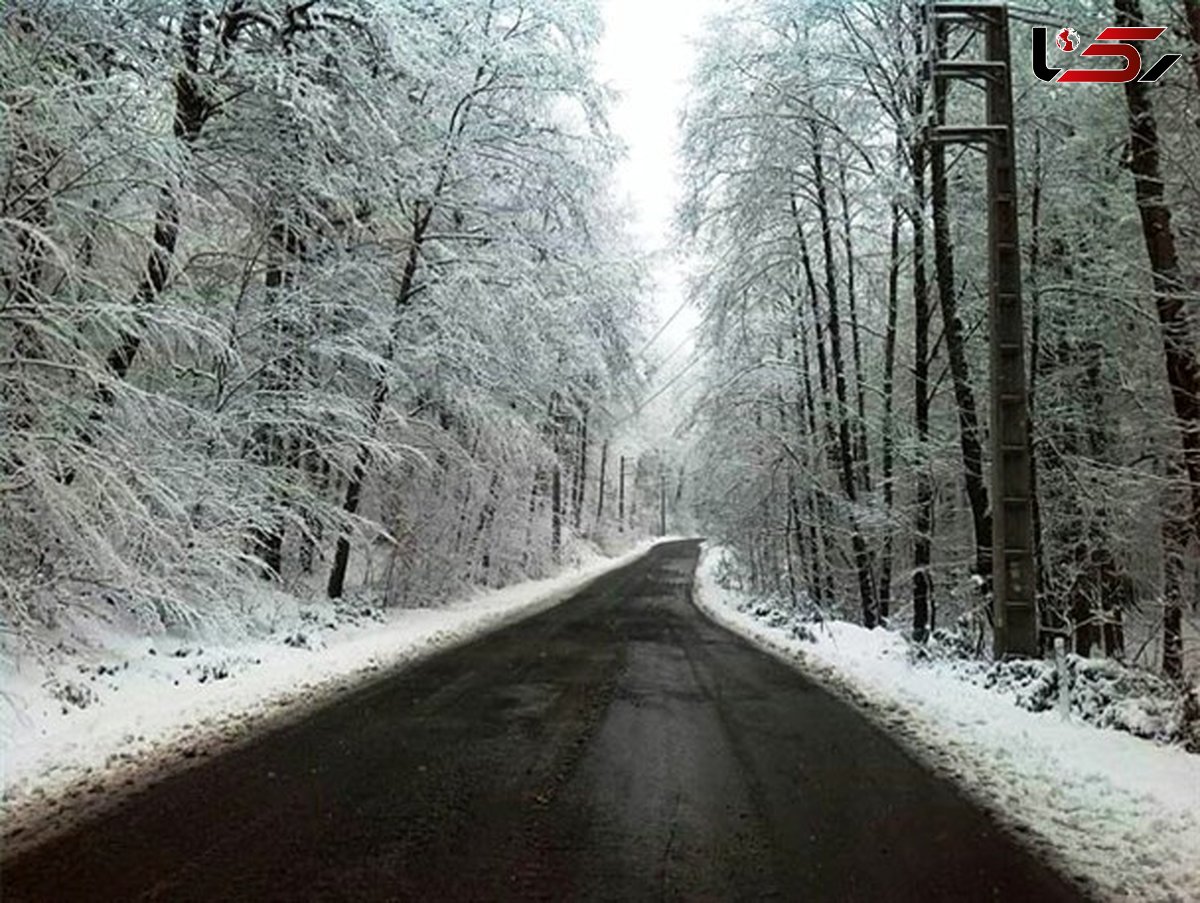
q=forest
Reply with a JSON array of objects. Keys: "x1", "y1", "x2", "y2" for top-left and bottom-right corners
[
  {"x1": 681, "y1": 0, "x2": 1200, "y2": 678},
  {"x1": 1, "y1": 0, "x2": 673, "y2": 642},
  {"x1": 4, "y1": 4, "x2": 1200, "y2": 896},
  {"x1": 2, "y1": 0, "x2": 1198, "y2": 686}
]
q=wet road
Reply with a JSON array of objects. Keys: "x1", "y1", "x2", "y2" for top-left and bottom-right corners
[{"x1": 2, "y1": 540, "x2": 1083, "y2": 901}]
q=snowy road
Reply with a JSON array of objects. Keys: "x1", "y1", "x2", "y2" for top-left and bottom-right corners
[{"x1": 2, "y1": 540, "x2": 1083, "y2": 901}]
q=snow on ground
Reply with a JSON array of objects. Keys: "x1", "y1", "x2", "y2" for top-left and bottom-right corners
[
  {"x1": 693, "y1": 546, "x2": 1200, "y2": 903},
  {"x1": 1, "y1": 538, "x2": 663, "y2": 854}
]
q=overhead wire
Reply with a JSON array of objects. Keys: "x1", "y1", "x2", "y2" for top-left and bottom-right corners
[
  {"x1": 613, "y1": 346, "x2": 709, "y2": 429},
  {"x1": 636, "y1": 294, "x2": 692, "y2": 358}
]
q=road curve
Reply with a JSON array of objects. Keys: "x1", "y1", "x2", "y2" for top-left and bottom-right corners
[{"x1": 2, "y1": 540, "x2": 1083, "y2": 901}]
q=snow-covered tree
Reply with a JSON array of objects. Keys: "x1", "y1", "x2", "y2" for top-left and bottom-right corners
[
  {"x1": 679, "y1": 0, "x2": 1200, "y2": 677},
  {"x1": 1, "y1": 0, "x2": 649, "y2": 641}
]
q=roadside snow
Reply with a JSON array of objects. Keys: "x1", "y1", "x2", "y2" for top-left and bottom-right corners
[
  {"x1": 693, "y1": 546, "x2": 1200, "y2": 903},
  {"x1": 1, "y1": 539, "x2": 662, "y2": 853}
]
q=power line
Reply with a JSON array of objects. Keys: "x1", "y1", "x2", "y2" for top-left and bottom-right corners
[
  {"x1": 653, "y1": 333, "x2": 693, "y2": 370},
  {"x1": 637, "y1": 295, "x2": 692, "y2": 358},
  {"x1": 615, "y1": 348, "x2": 707, "y2": 428}
]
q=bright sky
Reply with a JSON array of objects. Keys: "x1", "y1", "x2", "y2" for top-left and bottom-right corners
[{"x1": 595, "y1": 0, "x2": 721, "y2": 369}]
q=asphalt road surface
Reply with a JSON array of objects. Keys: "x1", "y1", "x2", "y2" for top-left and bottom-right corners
[{"x1": 2, "y1": 540, "x2": 1084, "y2": 902}]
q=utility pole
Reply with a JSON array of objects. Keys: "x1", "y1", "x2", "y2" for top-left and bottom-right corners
[{"x1": 926, "y1": 2, "x2": 1038, "y2": 658}]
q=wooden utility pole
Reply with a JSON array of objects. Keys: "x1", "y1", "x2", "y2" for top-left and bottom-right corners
[{"x1": 926, "y1": 2, "x2": 1038, "y2": 657}]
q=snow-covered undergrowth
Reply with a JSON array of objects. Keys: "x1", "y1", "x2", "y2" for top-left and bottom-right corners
[
  {"x1": 1, "y1": 539, "x2": 661, "y2": 852},
  {"x1": 915, "y1": 635, "x2": 1196, "y2": 746},
  {"x1": 694, "y1": 546, "x2": 1200, "y2": 903}
]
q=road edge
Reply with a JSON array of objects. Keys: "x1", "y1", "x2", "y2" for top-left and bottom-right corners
[
  {"x1": 1, "y1": 538, "x2": 668, "y2": 863},
  {"x1": 687, "y1": 543, "x2": 1104, "y2": 902}
]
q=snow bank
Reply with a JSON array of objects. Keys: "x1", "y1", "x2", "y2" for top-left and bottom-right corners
[
  {"x1": 693, "y1": 546, "x2": 1200, "y2": 903},
  {"x1": 952, "y1": 647, "x2": 1191, "y2": 744},
  {"x1": 1, "y1": 538, "x2": 661, "y2": 853}
]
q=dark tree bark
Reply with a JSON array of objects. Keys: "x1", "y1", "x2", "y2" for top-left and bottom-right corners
[
  {"x1": 793, "y1": 193, "x2": 847, "y2": 611},
  {"x1": 617, "y1": 455, "x2": 626, "y2": 532},
  {"x1": 548, "y1": 390, "x2": 566, "y2": 560},
  {"x1": 793, "y1": 196, "x2": 839, "y2": 608},
  {"x1": 573, "y1": 406, "x2": 588, "y2": 531},
  {"x1": 784, "y1": 476, "x2": 801, "y2": 607},
  {"x1": 784, "y1": 313, "x2": 821, "y2": 606},
  {"x1": 595, "y1": 438, "x2": 608, "y2": 527},
  {"x1": 327, "y1": 207, "x2": 430, "y2": 598},
  {"x1": 327, "y1": 51, "x2": 490, "y2": 597},
  {"x1": 521, "y1": 467, "x2": 544, "y2": 570},
  {"x1": 629, "y1": 458, "x2": 640, "y2": 527},
  {"x1": 837, "y1": 156, "x2": 872, "y2": 493},
  {"x1": 930, "y1": 71, "x2": 992, "y2": 592},
  {"x1": 474, "y1": 471, "x2": 500, "y2": 583},
  {"x1": 879, "y1": 195, "x2": 902, "y2": 626},
  {"x1": 658, "y1": 462, "x2": 666, "y2": 536},
  {"x1": 911, "y1": 131, "x2": 935, "y2": 643},
  {"x1": 1115, "y1": 0, "x2": 1200, "y2": 548},
  {"x1": 1162, "y1": 496, "x2": 1187, "y2": 680},
  {"x1": 1182, "y1": 0, "x2": 1200, "y2": 94},
  {"x1": 327, "y1": 379, "x2": 385, "y2": 598},
  {"x1": 551, "y1": 462, "x2": 563, "y2": 561},
  {"x1": 797, "y1": 314, "x2": 836, "y2": 608},
  {"x1": 791, "y1": 194, "x2": 837, "y2": 458},
  {"x1": 101, "y1": 5, "x2": 208, "y2": 394},
  {"x1": 4, "y1": 121, "x2": 53, "y2": 444},
  {"x1": 811, "y1": 130, "x2": 877, "y2": 627}
]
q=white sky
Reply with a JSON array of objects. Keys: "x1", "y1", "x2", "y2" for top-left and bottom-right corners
[{"x1": 594, "y1": 0, "x2": 721, "y2": 368}]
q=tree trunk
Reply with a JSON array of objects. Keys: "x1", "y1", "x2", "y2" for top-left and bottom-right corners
[
  {"x1": 797, "y1": 316, "x2": 836, "y2": 608},
  {"x1": 551, "y1": 462, "x2": 562, "y2": 562},
  {"x1": 595, "y1": 438, "x2": 608, "y2": 528},
  {"x1": 1182, "y1": 0, "x2": 1200, "y2": 94},
  {"x1": 325, "y1": 51, "x2": 488, "y2": 597},
  {"x1": 793, "y1": 197, "x2": 838, "y2": 608},
  {"x1": 573, "y1": 407, "x2": 588, "y2": 531},
  {"x1": 1116, "y1": 0, "x2": 1200, "y2": 548},
  {"x1": 629, "y1": 459, "x2": 640, "y2": 527},
  {"x1": 930, "y1": 68, "x2": 992, "y2": 592},
  {"x1": 659, "y1": 462, "x2": 667, "y2": 536},
  {"x1": 785, "y1": 328, "x2": 822, "y2": 607},
  {"x1": 792, "y1": 194, "x2": 837, "y2": 458},
  {"x1": 5, "y1": 122, "x2": 52, "y2": 443},
  {"x1": 100, "y1": 4, "x2": 207, "y2": 395},
  {"x1": 784, "y1": 481, "x2": 800, "y2": 607},
  {"x1": 327, "y1": 209, "x2": 430, "y2": 598},
  {"x1": 811, "y1": 131, "x2": 877, "y2": 627},
  {"x1": 327, "y1": 382, "x2": 385, "y2": 597},
  {"x1": 837, "y1": 156, "x2": 872, "y2": 493},
  {"x1": 1162, "y1": 514, "x2": 1185, "y2": 681},
  {"x1": 912, "y1": 129, "x2": 935, "y2": 643},
  {"x1": 521, "y1": 467, "x2": 543, "y2": 569},
  {"x1": 879, "y1": 195, "x2": 901, "y2": 626},
  {"x1": 618, "y1": 455, "x2": 626, "y2": 532}
]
